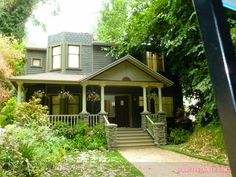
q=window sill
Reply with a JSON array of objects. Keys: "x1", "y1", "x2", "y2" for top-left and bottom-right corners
[{"x1": 66, "y1": 68, "x2": 82, "y2": 71}]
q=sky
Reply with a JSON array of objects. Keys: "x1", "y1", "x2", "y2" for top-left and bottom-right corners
[{"x1": 25, "y1": 0, "x2": 104, "y2": 47}]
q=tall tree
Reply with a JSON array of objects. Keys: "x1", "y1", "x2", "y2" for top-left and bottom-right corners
[{"x1": 96, "y1": 0, "x2": 236, "y2": 124}]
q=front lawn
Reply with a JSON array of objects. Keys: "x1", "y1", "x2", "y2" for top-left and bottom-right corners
[{"x1": 49, "y1": 150, "x2": 144, "y2": 177}]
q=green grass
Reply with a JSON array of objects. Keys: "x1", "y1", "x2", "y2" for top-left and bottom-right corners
[
  {"x1": 162, "y1": 123, "x2": 229, "y2": 166},
  {"x1": 49, "y1": 150, "x2": 144, "y2": 177}
]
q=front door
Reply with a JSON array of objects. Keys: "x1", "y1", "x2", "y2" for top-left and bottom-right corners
[{"x1": 115, "y1": 96, "x2": 130, "y2": 127}]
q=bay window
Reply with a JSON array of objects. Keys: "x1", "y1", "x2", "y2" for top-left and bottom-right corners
[{"x1": 52, "y1": 46, "x2": 61, "y2": 69}]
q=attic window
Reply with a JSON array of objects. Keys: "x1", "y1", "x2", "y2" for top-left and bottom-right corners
[
  {"x1": 68, "y1": 45, "x2": 80, "y2": 68},
  {"x1": 31, "y1": 58, "x2": 41, "y2": 67}
]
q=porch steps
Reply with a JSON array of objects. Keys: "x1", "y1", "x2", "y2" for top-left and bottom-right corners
[{"x1": 116, "y1": 128, "x2": 155, "y2": 148}]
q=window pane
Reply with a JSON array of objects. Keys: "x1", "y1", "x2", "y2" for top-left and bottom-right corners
[
  {"x1": 32, "y1": 59, "x2": 41, "y2": 67},
  {"x1": 52, "y1": 96, "x2": 60, "y2": 104},
  {"x1": 53, "y1": 55, "x2": 61, "y2": 69},
  {"x1": 68, "y1": 55, "x2": 79, "y2": 68},
  {"x1": 53, "y1": 46, "x2": 61, "y2": 55},
  {"x1": 69, "y1": 46, "x2": 79, "y2": 54}
]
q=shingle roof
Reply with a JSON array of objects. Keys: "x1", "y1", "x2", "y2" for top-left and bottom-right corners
[{"x1": 10, "y1": 72, "x2": 87, "y2": 84}]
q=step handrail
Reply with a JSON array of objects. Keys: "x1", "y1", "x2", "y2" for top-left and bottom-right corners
[
  {"x1": 103, "y1": 115, "x2": 110, "y2": 125},
  {"x1": 145, "y1": 115, "x2": 155, "y2": 139}
]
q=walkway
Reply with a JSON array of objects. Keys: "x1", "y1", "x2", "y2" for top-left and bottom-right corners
[{"x1": 119, "y1": 147, "x2": 232, "y2": 177}]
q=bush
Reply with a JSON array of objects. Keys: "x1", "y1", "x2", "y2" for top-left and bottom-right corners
[
  {"x1": 0, "y1": 124, "x2": 66, "y2": 176},
  {"x1": 169, "y1": 128, "x2": 192, "y2": 145},
  {"x1": 15, "y1": 97, "x2": 49, "y2": 126},
  {"x1": 51, "y1": 120, "x2": 107, "y2": 150},
  {"x1": 0, "y1": 97, "x2": 17, "y2": 127}
]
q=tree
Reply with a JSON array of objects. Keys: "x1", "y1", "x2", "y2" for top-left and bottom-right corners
[
  {"x1": 96, "y1": 0, "x2": 236, "y2": 124},
  {"x1": 0, "y1": 35, "x2": 24, "y2": 105}
]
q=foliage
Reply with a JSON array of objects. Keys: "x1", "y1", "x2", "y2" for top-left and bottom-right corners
[
  {"x1": 96, "y1": 0, "x2": 236, "y2": 124},
  {"x1": 0, "y1": 97, "x2": 17, "y2": 127},
  {"x1": 0, "y1": 35, "x2": 24, "y2": 105},
  {"x1": 50, "y1": 150, "x2": 144, "y2": 177},
  {"x1": 0, "y1": 124, "x2": 66, "y2": 176},
  {"x1": 169, "y1": 128, "x2": 192, "y2": 145},
  {"x1": 163, "y1": 123, "x2": 228, "y2": 165},
  {"x1": 15, "y1": 97, "x2": 49, "y2": 126},
  {"x1": 51, "y1": 120, "x2": 107, "y2": 151}
]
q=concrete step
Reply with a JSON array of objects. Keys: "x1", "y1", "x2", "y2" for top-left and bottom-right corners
[
  {"x1": 116, "y1": 142, "x2": 155, "y2": 148},
  {"x1": 116, "y1": 128, "x2": 155, "y2": 148},
  {"x1": 118, "y1": 139, "x2": 154, "y2": 144}
]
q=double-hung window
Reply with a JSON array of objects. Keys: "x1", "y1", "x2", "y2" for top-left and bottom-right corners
[
  {"x1": 52, "y1": 46, "x2": 61, "y2": 69},
  {"x1": 68, "y1": 45, "x2": 80, "y2": 68}
]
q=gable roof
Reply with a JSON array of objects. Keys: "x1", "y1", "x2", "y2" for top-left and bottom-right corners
[{"x1": 81, "y1": 55, "x2": 174, "y2": 87}]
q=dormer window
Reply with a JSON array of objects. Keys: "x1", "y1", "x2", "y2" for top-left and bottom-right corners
[
  {"x1": 146, "y1": 51, "x2": 165, "y2": 72},
  {"x1": 52, "y1": 46, "x2": 61, "y2": 69},
  {"x1": 68, "y1": 45, "x2": 80, "y2": 68}
]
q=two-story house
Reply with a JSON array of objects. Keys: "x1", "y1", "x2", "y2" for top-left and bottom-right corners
[{"x1": 10, "y1": 32, "x2": 178, "y2": 129}]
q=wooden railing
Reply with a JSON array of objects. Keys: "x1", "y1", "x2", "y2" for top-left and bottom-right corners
[
  {"x1": 103, "y1": 115, "x2": 111, "y2": 125},
  {"x1": 145, "y1": 115, "x2": 155, "y2": 139},
  {"x1": 49, "y1": 114, "x2": 81, "y2": 126},
  {"x1": 88, "y1": 114, "x2": 100, "y2": 127},
  {"x1": 49, "y1": 114, "x2": 103, "y2": 127}
]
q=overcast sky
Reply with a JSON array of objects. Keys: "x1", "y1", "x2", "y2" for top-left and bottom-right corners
[{"x1": 25, "y1": 0, "x2": 103, "y2": 47}]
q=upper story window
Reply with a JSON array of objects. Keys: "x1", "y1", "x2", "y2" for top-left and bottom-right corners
[
  {"x1": 52, "y1": 46, "x2": 61, "y2": 69},
  {"x1": 31, "y1": 58, "x2": 42, "y2": 67},
  {"x1": 68, "y1": 45, "x2": 80, "y2": 68},
  {"x1": 146, "y1": 51, "x2": 165, "y2": 72}
]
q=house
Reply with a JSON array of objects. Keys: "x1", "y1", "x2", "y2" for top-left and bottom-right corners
[{"x1": 10, "y1": 32, "x2": 181, "y2": 148}]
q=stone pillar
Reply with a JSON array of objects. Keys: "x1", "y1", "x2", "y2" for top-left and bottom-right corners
[
  {"x1": 17, "y1": 82, "x2": 23, "y2": 104},
  {"x1": 105, "y1": 123, "x2": 117, "y2": 150},
  {"x1": 80, "y1": 83, "x2": 88, "y2": 114},
  {"x1": 142, "y1": 86, "x2": 148, "y2": 113},
  {"x1": 141, "y1": 112, "x2": 151, "y2": 130},
  {"x1": 153, "y1": 112, "x2": 167, "y2": 146},
  {"x1": 99, "y1": 84, "x2": 106, "y2": 114},
  {"x1": 158, "y1": 87, "x2": 163, "y2": 112}
]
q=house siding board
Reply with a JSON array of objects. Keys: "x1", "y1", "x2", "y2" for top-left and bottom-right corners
[
  {"x1": 93, "y1": 45, "x2": 113, "y2": 72},
  {"x1": 25, "y1": 50, "x2": 46, "y2": 74}
]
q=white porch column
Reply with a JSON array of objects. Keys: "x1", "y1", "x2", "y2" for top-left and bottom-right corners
[
  {"x1": 100, "y1": 84, "x2": 106, "y2": 114},
  {"x1": 81, "y1": 84, "x2": 88, "y2": 114},
  {"x1": 158, "y1": 87, "x2": 163, "y2": 112},
  {"x1": 17, "y1": 82, "x2": 23, "y2": 104},
  {"x1": 142, "y1": 86, "x2": 148, "y2": 113}
]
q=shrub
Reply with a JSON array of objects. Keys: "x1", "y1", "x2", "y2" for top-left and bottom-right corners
[
  {"x1": 0, "y1": 97, "x2": 17, "y2": 127},
  {"x1": 15, "y1": 97, "x2": 49, "y2": 126},
  {"x1": 169, "y1": 128, "x2": 192, "y2": 145},
  {"x1": 51, "y1": 120, "x2": 107, "y2": 150},
  {"x1": 0, "y1": 124, "x2": 65, "y2": 176}
]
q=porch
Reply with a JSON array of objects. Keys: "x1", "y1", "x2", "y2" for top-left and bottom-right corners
[{"x1": 48, "y1": 112, "x2": 167, "y2": 149}]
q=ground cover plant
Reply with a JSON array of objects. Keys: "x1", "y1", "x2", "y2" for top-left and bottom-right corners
[
  {"x1": 49, "y1": 150, "x2": 144, "y2": 177},
  {"x1": 163, "y1": 122, "x2": 229, "y2": 165}
]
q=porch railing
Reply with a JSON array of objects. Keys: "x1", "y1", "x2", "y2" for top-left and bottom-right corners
[
  {"x1": 48, "y1": 114, "x2": 108, "y2": 127},
  {"x1": 49, "y1": 114, "x2": 81, "y2": 126}
]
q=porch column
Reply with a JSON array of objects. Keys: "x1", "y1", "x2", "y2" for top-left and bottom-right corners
[
  {"x1": 100, "y1": 84, "x2": 106, "y2": 114},
  {"x1": 142, "y1": 86, "x2": 148, "y2": 113},
  {"x1": 81, "y1": 83, "x2": 88, "y2": 114},
  {"x1": 158, "y1": 87, "x2": 163, "y2": 112},
  {"x1": 17, "y1": 82, "x2": 23, "y2": 104}
]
